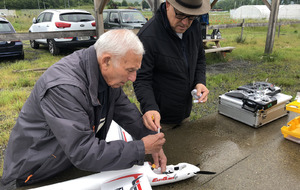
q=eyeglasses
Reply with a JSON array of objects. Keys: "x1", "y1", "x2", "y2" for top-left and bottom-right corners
[{"x1": 173, "y1": 7, "x2": 197, "y2": 21}]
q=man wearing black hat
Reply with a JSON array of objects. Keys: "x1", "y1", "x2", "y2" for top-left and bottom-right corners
[{"x1": 133, "y1": 0, "x2": 211, "y2": 132}]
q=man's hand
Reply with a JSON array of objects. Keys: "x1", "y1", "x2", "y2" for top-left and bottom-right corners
[
  {"x1": 143, "y1": 110, "x2": 161, "y2": 132},
  {"x1": 142, "y1": 133, "x2": 165, "y2": 154},
  {"x1": 152, "y1": 149, "x2": 167, "y2": 173},
  {"x1": 194, "y1": 83, "x2": 209, "y2": 103}
]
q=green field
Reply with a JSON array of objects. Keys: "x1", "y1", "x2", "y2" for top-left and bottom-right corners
[{"x1": 1, "y1": 9, "x2": 300, "y2": 176}]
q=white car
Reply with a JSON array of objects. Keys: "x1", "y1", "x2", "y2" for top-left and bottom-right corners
[{"x1": 29, "y1": 9, "x2": 96, "y2": 55}]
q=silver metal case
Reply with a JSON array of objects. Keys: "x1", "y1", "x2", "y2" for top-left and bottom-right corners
[{"x1": 218, "y1": 93, "x2": 292, "y2": 128}]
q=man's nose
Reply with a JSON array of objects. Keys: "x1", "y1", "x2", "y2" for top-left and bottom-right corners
[{"x1": 128, "y1": 71, "x2": 137, "y2": 82}]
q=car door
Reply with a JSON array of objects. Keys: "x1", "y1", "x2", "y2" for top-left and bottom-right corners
[
  {"x1": 107, "y1": 11, "x2": 121, "y2": 29},
  {"x1": 103, "y1": 11, "x2": 109, "y2": 29},
  {"x1": 33, "y1": 12, "x2": 53, "y2": 44}
]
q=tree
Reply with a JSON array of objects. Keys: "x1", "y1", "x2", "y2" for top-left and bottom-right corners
[
  {"x1": 142, "y1": 0, "x2": 149, "y2": 9},
  {"x1": 107, "y1": 0, "x2": 118, "y2": 9},
  {"x1": 121, "y1": 0, "x2": 128, "y2": 7},
  {"x1": 133, "y1": 1, "x2": 140, "y2": 6}
]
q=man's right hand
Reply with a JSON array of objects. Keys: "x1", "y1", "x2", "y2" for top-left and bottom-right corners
[
  {"x1": 142, "y1": 133, "x2": 165, "y2": 154},
  {"x1": 152, "y1": 149, "x2": 167, "y2": 173},
  {"x1": 143, "y1": 110, "x2": 161, "y2": 132}
]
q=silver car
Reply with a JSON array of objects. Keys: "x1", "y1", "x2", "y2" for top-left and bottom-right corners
[
  {"x1": 29, "y1": 9, "x2": 96, "y2": 55},
  {"x1": 103, "y1": 9, "x2": 147, "y2": 30}
]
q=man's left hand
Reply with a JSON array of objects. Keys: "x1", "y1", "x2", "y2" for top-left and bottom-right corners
[{"x1": 194, "y1": 83, "x2": 209, "y2": 103}]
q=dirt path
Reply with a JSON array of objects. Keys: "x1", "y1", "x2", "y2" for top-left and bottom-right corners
[
  {"x1": 206, "y1": 60, "x2": 257, "y2": 75},
  {"x1": 191, "y1": 60, "x2": 260, "y2": 120}
]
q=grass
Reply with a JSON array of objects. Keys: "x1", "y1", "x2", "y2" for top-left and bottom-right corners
[{"x1": 1, "y1": 10, "x2": 300, "y2": 177}]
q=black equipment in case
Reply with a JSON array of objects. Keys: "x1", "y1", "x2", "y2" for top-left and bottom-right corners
[{"x1": 218, "y1": 82, "x2": 292, "y2": 128}]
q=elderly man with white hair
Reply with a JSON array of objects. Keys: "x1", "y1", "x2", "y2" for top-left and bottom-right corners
[{"x1": 1, "y1": 29, "x2": 167, "y2": 190}]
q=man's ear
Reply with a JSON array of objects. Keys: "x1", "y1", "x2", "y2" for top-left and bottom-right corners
[{"x1": 99, "y1": 53, "x2": 111, "y2": 70}]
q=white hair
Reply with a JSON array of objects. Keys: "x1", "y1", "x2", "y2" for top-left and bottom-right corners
[{"x1": 94, "y1": 29, "x2": 144, "y2": 61}]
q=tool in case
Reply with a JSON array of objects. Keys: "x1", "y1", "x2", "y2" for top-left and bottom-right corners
[{"x1": 218, "y1": 82, "x2": 292, "y2": 128}]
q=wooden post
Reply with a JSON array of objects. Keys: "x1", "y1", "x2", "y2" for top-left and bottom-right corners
[
  {"x1": 261, "y1": 0, "x2": 271, "y2": 10},
  {"x1": 211, "y1": 0, "x2": 218, "y2": 8},
  {"x1": 94, "y1": 10, "x2": 104, "y2": 38},
  {"x1": 241, "y1": 19, "x2": 245, "y2": 40},
  {"x1": 153, "y1": 0, "x2": 158, "y2": 15},
  {"x1": 146, "y1": 0, "x2": 162, "y2": 16},
  {"x1": 264, "y1": 0, "x2": 280, "y2": 54},
  {"x1": 278, "y1": 24, "x2": 281, "y2": 38},
  {"x1": 94, "y1": 0, "x2": 109, "y2": 38}
]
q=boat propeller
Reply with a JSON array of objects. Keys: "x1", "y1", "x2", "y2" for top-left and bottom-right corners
[{"x1": 194, "y1": 170, "x2": 216, "y2": 175}]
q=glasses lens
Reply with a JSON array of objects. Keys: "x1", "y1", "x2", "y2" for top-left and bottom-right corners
[
  {"x1": 175, "y1": 14, "x2": 185, "y2": 19},
  {"x1": 175, "y1": 15, "x2": 196, "y2": 20},
  {"x1": 173, "y1": 8, "x2": 196, "y2": 20},
  {"x1": 188, "y1": 16, "x2": 196, "y2": 20}
]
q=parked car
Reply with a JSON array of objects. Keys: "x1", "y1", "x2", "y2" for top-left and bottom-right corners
[
  {"x1": 0, "y1": 12, "x2": 7, "y2": 17},
  {"x1": 29, "y1": 9, "x2": 96, "y2": 55},
  {"x1": 103, "y1": 9, "x2": 147, "y2": 29},
  {"x1": 0, "y1": 17, "x2": 24, "y2": 60}
]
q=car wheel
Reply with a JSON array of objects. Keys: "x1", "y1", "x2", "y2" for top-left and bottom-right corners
[
  {"x1": 30, "y1": 40, "x2": 39, "y2": 49},
  {"x1": 18, "y1": 51, "x2": 25, "y2": 60},
  {"x1": 48, "y1": 39, "x2": 60, "y2": 55}
]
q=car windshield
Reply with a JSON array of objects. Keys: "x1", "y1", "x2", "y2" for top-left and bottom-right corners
[
  {"x1": 60, "y1": 13, "x2": 94, "y2": 22},
  {"x1": 0, "y1": 21, "x2": 14, "y2": 33},
  {"x1": 121, "y1": 12, "x2": 146, "y2": 23}
]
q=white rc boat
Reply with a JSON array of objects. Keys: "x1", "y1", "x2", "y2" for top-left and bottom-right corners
[{"x1": 30, "y1": 121, "x2": 215, "y2": 190}]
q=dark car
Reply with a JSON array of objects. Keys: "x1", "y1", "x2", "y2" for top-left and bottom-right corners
[
  {"x1": 103, "y1": 9, "x2": 147, "y2": 29},
  {"x1": 0, "y1": 17, "x2": 24, "y2": 60}
]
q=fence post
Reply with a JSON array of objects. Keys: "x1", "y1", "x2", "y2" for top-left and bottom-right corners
[
  {"x1": 94, "y1": 0, "x2": 107, "y2": 37},
  {"x1": 265, "y1": 0, "x2": 280, "y2": 54},
  {"x1": 241, "y1": 19, "x2": 245, "y2": 40}
]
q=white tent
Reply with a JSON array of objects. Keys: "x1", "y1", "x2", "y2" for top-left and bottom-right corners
[
  {"x1": 278, "y1": 5, "x2": 300, "y2": 20},
  {"x1": 230, "y1": 5, "x2": 300, "y2": 20},
  {"x1": 230, "y1": 5, "x2": 270, "y2": 19}
]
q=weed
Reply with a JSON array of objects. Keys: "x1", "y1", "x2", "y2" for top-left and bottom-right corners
[
  {"x1": 12, "y1": 77, "x2": 35, "y2": 88},
  {"x1": 261, "y1": 54, "x2": 276, "y2": 62},
  {"x1": 235, "y1": 36, "x2": 246, "y2": 43}
]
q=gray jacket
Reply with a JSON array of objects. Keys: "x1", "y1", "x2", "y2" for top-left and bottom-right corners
[{"x1": 1, "y1": 46, "x2": 152, "y2": 186}]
